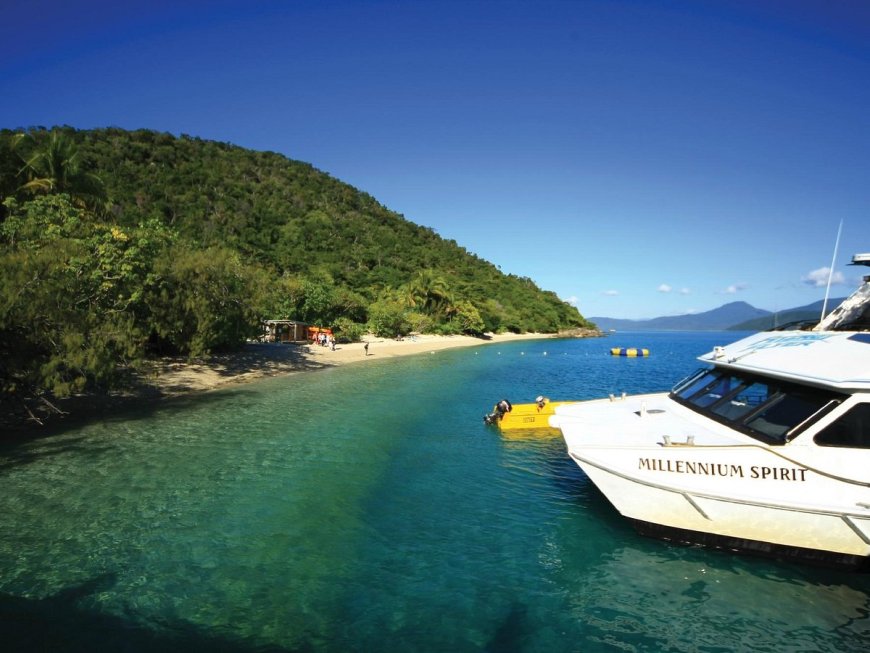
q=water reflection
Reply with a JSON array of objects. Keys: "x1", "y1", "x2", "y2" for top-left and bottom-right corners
[
  {"x1": 556, "y1": 544, "x2": 870, "y2": 652},
  {"x1": 2, "y1": 335, "x2": 870, "y2": 652}
]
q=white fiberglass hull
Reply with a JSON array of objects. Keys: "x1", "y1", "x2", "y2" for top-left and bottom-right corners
[
  {"x1": 574, "y1": 453, "x2": 870, "y2": 559},
  {"x1": 552, "y1": 394, "x2": 870, "y2": 565}
]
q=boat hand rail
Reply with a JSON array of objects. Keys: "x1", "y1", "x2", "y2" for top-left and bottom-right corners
[
  {"x1": 830, "y1": 319, "x2": 870, "y2": 332},
  {"x1": 769, "y1": 320, "x2": 819, "y2": 331}
]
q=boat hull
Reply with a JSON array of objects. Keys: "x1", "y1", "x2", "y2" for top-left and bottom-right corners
[
  {"x1": 573, "y1": 450, "x2": 870, "y2": 554},
  {"x1": 553, "y1": 267, "x2": 870, "y2": 567},
  {"x1": 632, "y1": 519, "x2": 870, "y2": 570},
  {"x1": 553, "y1": 393, "x2": 870, "y2": 566}
]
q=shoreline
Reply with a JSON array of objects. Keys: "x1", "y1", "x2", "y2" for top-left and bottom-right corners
[
  {"x1": 147, "y1": 332, "x2": 561, "y2": 395},
  {"x1": 4, "y1": 331, "x2": 597, "y2": 435}
]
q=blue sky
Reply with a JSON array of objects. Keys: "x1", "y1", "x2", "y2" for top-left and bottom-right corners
[{"x1": 2, "y1": 0, "x2": 868, "y2": 319}]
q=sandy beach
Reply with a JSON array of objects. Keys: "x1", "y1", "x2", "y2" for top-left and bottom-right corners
[
  {"x1": 3, "y1": 331, "x2": 599, "y2": 432},
  {"x1": 147, "y1": 332, "x2": 561, "y2": 395}
]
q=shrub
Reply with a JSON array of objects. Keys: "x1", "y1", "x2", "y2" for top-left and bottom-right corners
[
  {"x1": 332, "y1": 317, "x2": 366, "y2": 343},
  {"x1": 367, "y1": 299, "x2": 410, "y2": 338}
]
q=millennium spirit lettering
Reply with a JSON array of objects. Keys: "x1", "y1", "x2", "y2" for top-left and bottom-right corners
[{"x1": 638, "y1": 458, "x2": 807, "y2": 482}]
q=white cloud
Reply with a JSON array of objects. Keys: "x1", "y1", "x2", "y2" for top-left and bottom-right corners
[
  {"x1": 720, "y1": 283, "x2": 748, "y2": 295},
  {"x1": 802, "y1": 267, "x2": 845, "y2": 287},
  {"x1": 564, "y1": 295, "x2": 578, "y2": 306},
  {"x1": 602, "y1": 289, "x2": 619, "y2": 296},
  {"x1": 657, "y1": 283, "x2": 672, "y2": 293},
  {"x1": 679, "y1": 287, "x2": 691, "y2": 295}
]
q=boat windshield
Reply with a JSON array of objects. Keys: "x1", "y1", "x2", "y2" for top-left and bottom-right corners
[{"x1": 670, "y1": 368, "x2": 845, "y2": 444}]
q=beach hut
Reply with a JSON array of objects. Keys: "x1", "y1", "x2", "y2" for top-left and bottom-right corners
[{"x1": 264, "y1": 320, "x2": 308, "y2": 343}]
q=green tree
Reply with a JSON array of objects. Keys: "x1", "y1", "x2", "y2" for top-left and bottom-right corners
[
  {"x1": 479, "y1": 298, "x2": 505, "y2": 333},
  {"x1": 147, "y1": 245, "x2": 261, "y2": 356},
  {"x1": 15, "y1": 129, "x2": 107, "y2": 214},
  {"x1": 404, "y1": 269, "x2": 455, "y2": 315},
  {"x1": 259, "y1": 275, "x2": 306, "y2": 320},
  {"x1": 0, "y1": 195, "x2": 168, "y2": 396},
  {"x1": 367, "y1": 299, "x2": 410, "y2": 338},
  {"x1": 405, "y1": 310, "x2": 433, "y2": 334},
  {"x1": 0, "y1": 131, "x2": 21, "y2": 220},
  {"x1": 331, "y1": 316, "x2": 366, "y2": 343},
  {"x1": 331, "y1": 286, "x2": 368, "y2": 324},
  {"x1": 299, "y1": 277, "x2": 336, "y2": 324},
  {"x1": 451, "y1": 300, "x2": 486, "y2": 335},
  {"x1": 6, "y1": 127, "x2": 591, "y2": 340}
]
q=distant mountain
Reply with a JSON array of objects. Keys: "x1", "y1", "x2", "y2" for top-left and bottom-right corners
[
  {"x1": 727, "y1": 298, "x2": 845, "y2": 331},
  {"x1": 591, "y1": 298, "x2": 851, "y2": 332},
  {"x1": 590, "y1": 301, "x2": 771, "y2": 332}
]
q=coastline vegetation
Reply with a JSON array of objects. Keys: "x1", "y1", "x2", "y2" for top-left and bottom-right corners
[{"x1": 0, "y1": 126, "x2": 592, "y2": 410}]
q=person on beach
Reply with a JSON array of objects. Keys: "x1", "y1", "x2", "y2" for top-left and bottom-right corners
[{"x1": 364, "y1": 342, "x2": 369, "y2": 356}]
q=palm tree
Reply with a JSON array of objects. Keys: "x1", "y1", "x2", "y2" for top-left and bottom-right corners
[
  {"x1": 16, "y1": 129, "x2": 106, "y2": 213},
  {"x1": 405, "y1": 269, "x2": 455, "y2": 315},
  {"x1": 0, "y1": 132, "x2": 21, "y2": 220}
]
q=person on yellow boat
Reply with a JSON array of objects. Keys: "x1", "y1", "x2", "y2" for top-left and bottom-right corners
[{"x1": 535, "y1": 396, "x2": 549, "y2": 411}]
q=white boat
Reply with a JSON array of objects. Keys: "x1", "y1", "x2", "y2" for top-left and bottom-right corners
[{"x1": 550, "y1": 252, "x2": 870, "y2": 568}]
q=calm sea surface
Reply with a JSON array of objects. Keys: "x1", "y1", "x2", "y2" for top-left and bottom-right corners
[{"x1": 2, "y1": 331, "x2": 870, "y2": 652}]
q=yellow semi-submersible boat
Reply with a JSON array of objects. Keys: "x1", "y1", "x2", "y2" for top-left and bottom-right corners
[{"x1": 484, "y1": 397, "x2": 574, "y2": 431}]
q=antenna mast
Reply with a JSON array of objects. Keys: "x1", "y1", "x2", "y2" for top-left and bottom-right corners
[{"x1": 820, "y1": 220, "x2": 843, "y2": 322}]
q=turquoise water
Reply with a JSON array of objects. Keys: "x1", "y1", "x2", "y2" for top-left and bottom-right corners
[{"x1": 2, "y1": 332, "x2": 870, "y2": 652}]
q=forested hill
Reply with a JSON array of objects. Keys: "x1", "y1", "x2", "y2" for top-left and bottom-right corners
[
  {"x1": 54, "y1": 127, "x2": 586, "y2": 333},
  {"x1": 0, "y1": 127, "x2": 591, "y2": 400},
  {"x1": 82, "y1": 128, "x2": 497, "y2": 294}
]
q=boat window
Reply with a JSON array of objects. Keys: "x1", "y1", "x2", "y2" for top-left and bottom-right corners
[
  {"x1": 814, "y1": 404, "x2": 870, "y2": 448},
  {"x1": 690, "y1": 373, "x2": 744, "y2": 409},
  {"x1": 672, "y1": 369, "x2": 713, "y2": 398},
  {"x1": 670, "y1": 369, "x2": 846, "y2": 445},
  {"x1": 744, "y1": 392, "x2": 838, "y2": 443},
  {"x1": 712, "y1": 381, "x2": 773, "y2": 421}
]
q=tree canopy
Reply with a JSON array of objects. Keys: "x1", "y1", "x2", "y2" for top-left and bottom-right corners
[{"x1": 0, "y1": 126, "x2": 593, "y2": 401}]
